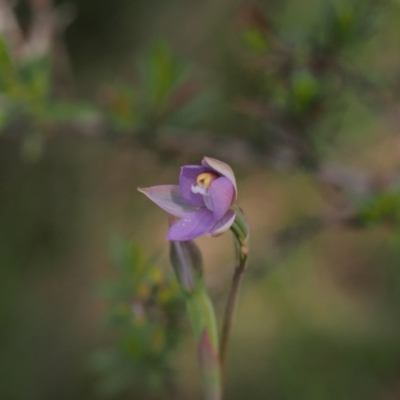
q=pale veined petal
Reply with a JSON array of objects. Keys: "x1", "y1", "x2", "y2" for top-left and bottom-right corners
[
  {"x1": 138, "y1": 185, "x2": 199, "y2": 218},
  {"x1": 166, "y1": 208, "x2": 217, "y2": 241},
  {"x1": 202, "y1": 157, "x2": 237, "y2": 202},
  {"x1": 209, "y1": 209, "x2": 236, "y2": 237},
  {"x1": 208, "y1": 177, "x2": 235, "y2": 220}
]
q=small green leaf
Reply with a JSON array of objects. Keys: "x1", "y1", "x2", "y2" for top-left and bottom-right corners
[
  {"x1": 0, "y1": 34, "x2": 16, "y2": 87},
  {"x1": 359, "y1": 191, "x2": 400, "y2": 226},
  {"x1": 291, "y1": 71, "x2": 319, "y2": 114},
  {"x1": 242, "y1": 27, "x2": 269, "y2": 53},
  {"x1": 47, "y1": 101, "x2": 101, "y2": 123},
  {"x1": 168, "y1": 89, "x2": 220, "y2": 127},
  {"x1": 337, "y1": 6, "x2": 355, "y2": 34},
  {"x1": 19, "y1": 55, "x2": 51, "y2": 103},
  {"x1": 139, "y1": 41, "x2": 188, "y2": 107}
]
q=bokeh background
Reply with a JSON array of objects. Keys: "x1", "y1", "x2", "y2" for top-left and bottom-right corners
[{"x1": 2, "y1": 0, "x2": 400, "y2": 399}]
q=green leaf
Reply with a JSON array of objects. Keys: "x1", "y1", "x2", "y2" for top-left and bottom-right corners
[
  {"x1": 359, "y1": 191, "x2": 400, "y2": 226},
  {"x1": 46, "y1": 100, "x2": 101, "y2": 123},
  {"x1": 19, "y1": 56, "x2": 51, "y2": 103},
  {"x1": 105, "y1": 86, "x2": 136, "y2": 130},
  {"x1": 291, "y1": 71, "x2": 320, "y2": 114},
  {"x1": 242, "y1": 27, "x2": 269, "y2": 53},
  {"x1": 168, "y1": 89, "x2": 220, "y2": 127},
  {"x1": 108, "y1": 237, "x2": 145, "y2": 277},
  {"x1": 0, "y1": 34, "x2": 16, "y2": 88},
  {"x1": 139, "y1": 41, "x2": 188, "y2": 107}
]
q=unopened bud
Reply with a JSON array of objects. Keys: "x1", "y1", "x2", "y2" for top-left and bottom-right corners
[{"x1": 169, "y1": 239, "x2": 204, "y2": 295}]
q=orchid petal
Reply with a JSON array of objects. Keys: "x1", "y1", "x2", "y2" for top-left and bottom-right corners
[
  {"x1": 166, "y1": 209, "x2": 217, "y2": 241},
  {"x1": 138, "y1": 185, "x2": 199, "y2": 218},
  {"x1": 179, "y1": 165, "x2": 208, "y2": 206},
  {"x1": 203, "y1": 194, "x2": 213, "y2": 212},
  {"x1": 202, "y1": 157, "x2": 237, "y2": 202},
  {"x1": 209, "y1": 209, "x2": 236, "y2": 236},
  {"x1": 208, "y1": 177, "x2": 235, "y2": 220}
]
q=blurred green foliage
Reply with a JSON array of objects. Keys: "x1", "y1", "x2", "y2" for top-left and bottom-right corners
[
  {"x1": 92, "y1": 238, "x2": 184, "y2": 398},
  {"x1": 0, "y1": 34, "x2": 98, "y2": 162},
  {"x1": 359, "y1": 190, "x2": 400, "y2": 227},
  {"x1": 2, "y1": 0, "x2": 400, "y2": 399},
  {"x1": 104, "y1": 41, "x2": 218, "y2": 145}
]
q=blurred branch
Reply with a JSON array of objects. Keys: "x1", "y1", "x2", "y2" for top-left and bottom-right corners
[
  {"x1": 23, "y1": 0, "x2": 54, "y2": 59},
  {"x1": 0, "y1": 0, "x2": 23, "y2": 55},
  {"x1": 0, "y1": 0, "x2": 54, "y2": 60}
]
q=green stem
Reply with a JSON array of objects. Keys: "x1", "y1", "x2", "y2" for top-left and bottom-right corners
[
  {"x1": 220, "y1": 208, "x2": 249, "y2": 394},
  {"x1": 169, "y1": 207, "x2": 249, "y2": 400},
  {"x1": 169, "y1": 239, "x2": 222, "y2": 399},
  {"x1": 186, "y1": 285, "x2": 222, "y2": 400}
]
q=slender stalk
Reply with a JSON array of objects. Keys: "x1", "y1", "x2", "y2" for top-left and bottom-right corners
[
  {"x1": 169, "y1": 208, "x2": 249, "y2": 400},
  {"x1": 220, "y1": 224, "x2": 249, "y2": 393},
  {"x1": 170, "y1": 239, "x2": 222, "y2": 400},
  {"x1": 187, "y1": 286, "x2": 222, "y2": 400}
]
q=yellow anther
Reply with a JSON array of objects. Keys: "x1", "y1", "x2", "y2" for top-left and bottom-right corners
[{"x1": 196, "y1": 172, "x2": 219, "y2": 188}]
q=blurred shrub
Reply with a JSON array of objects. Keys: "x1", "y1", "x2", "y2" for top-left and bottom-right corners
[
  {"x1": 211, "y1": 0, "x2": 393, "y2": 167},
  {"x1": 91, "y1": 238, "x2": 184, "y2": 399},
  {"x1": 359, "y1": 190, "x2": 400, "y2": 227},
  {"x1": 102, "y1": 41, "x2": 219, "y2": 147},
  {"x1": 0, "y1": 32, "x2": 99, "y2": 162},
  {"x1": 1, "y1": 0, "x2": 396, "y2": 167},
  {"x1": 2, "y1": 0, "x2": 400, "y2": 398}
]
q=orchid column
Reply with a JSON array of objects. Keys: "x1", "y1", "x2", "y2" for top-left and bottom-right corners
[{"x1": 138, "y1": 157, "x2": 249, "y2": 400}]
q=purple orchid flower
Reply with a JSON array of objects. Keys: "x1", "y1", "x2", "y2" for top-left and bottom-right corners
[{"x1": 138, "y1": 157, "x2": 238, "y2": 241}]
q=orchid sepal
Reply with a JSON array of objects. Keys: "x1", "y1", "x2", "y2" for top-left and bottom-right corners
[
  {"x1": 138, "y1": 185, "x2": 199, "y2": 218},
  {"x1": 202, "y1": 156, "x2": 238, "y2": 202},
  {"x1": 230, "y1": 206, "x2": 250, "y2": 246},
  {"x1": 209, "y1": 208, "x2": 236, "y2": 237}
]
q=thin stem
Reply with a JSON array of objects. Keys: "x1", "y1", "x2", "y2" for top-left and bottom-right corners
[
  {"x1": 219, "y1": 232, "x2": 248, "y2": 394},
  {"x1": 187, "y1": 285, "x2": 222, "y2": 400},
  {"x1": 170, "y1": 238, "x2": 222, "y2": 400}
]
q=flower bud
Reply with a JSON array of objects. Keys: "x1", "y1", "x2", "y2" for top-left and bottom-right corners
[
  {"x1": 231, "y1": 206, "x2": 250, "y2": 245},
  {"x1": 169, "y1": 239, "x2": 204, "y2": 295}
]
